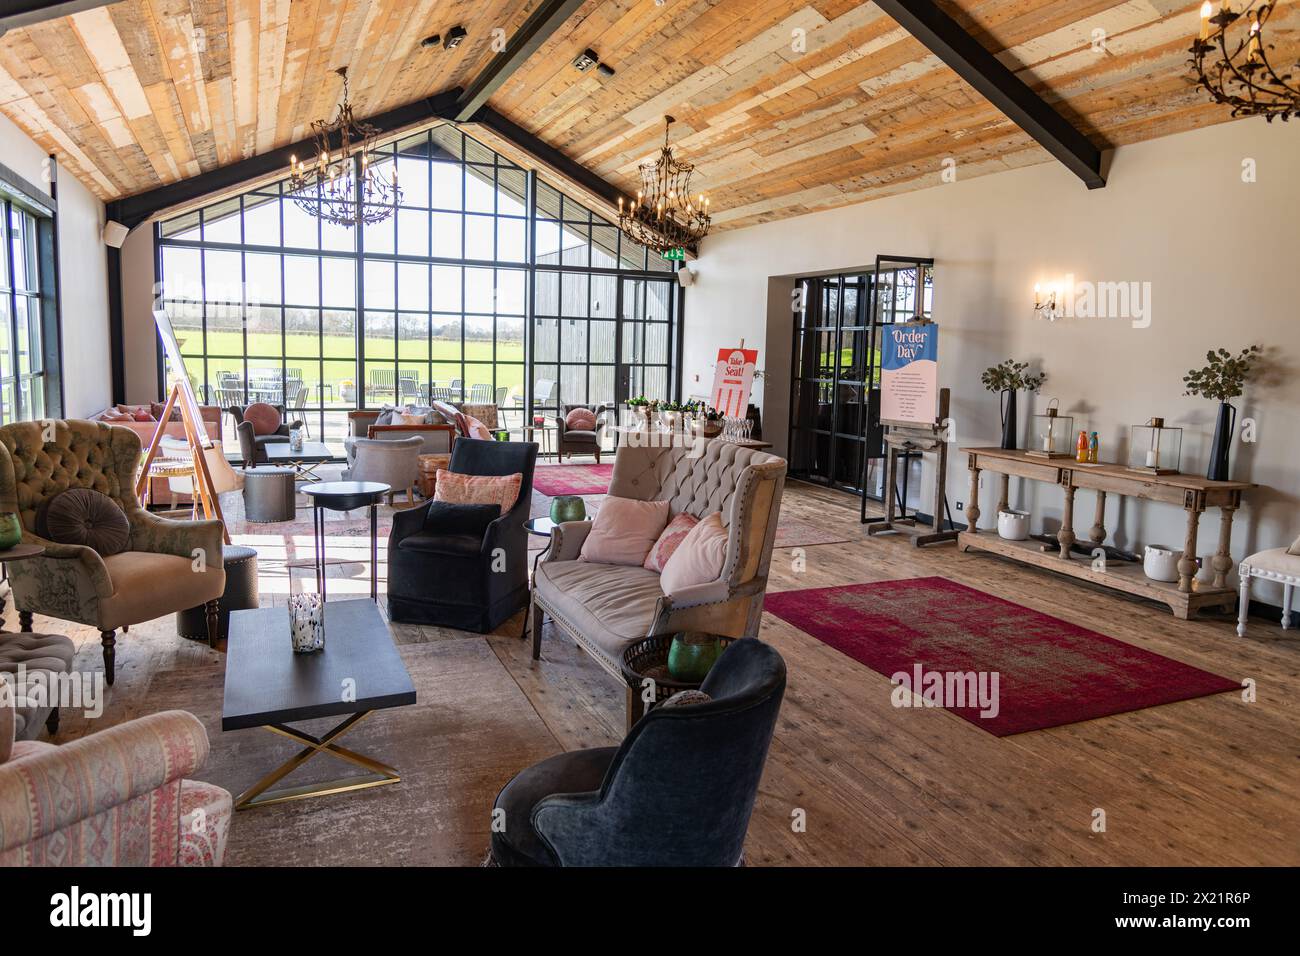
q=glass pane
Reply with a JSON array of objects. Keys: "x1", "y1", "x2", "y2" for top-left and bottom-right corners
[
  {"x1": 283, "y1": 255, "x2": 319, "y2": 306},
  {"x1": 431, "y1": 212, "x2": 462, "y2": 258},
  {"x1": 496, "y1": 268, "x2": 526, "y2": 315},
  {"x1": 464, "y1": 267, "x2": 493, "y2": 313},
  {"x1": 465, "y1": 214, "x2": 494, "y2": 261},
  {"x1": 243, "y1": 196, "x2": 280, "y2": 247},
  {"x1": 398, "y1": 313, "x2": 429, "y2": 361},
  {"x1": 283, "y1": 199, "x2": 320, "y2": 249},
  {"x1": 364, "y1": 311, "x2": 396, "y2": 360},
  {"x1": 321, "y1": 258, "x2": 355, "y2": 307},
  {"x1": 285, "y1": 309, "x2": 321, "y2": 356},
  {"x1": 397, "y1": 261, "x2": 429, "y2": 312},
  {"x1": 203, "y1": 197, "x2": 241, "y2": 243},
  {"x1": 465, "y1": 167, "x2": 496, "y2": 213},
  {"x1": 396, "y1": 155, "x2": 430, "y2": 208},
  {"x1": 364, "y1": 215, "x2": 395, "y2": 256},
  {"x1": 244, "y1": 252, "x2": 282, "y2": 305},
  {"x1": 534, "y1": 318, "x2": 558, "y2": 362},
  {"x1": 431, "y1": 265, "x2": 461, "y2": 312},
  {"x1": 363, "y1": 260, "x2": 395, "y2": 310},
  {"x1": 397, "y1": 208, "x2": 430, "y2": 257},
  {"x1": 430, "y1": 162, "x2": 462, "y2": 210},
  {"x1": 497, "y1": 218, "x2": 525, "y2": 262}
]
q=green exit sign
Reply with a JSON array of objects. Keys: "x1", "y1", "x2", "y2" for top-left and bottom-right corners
[{"x1": 660, "y1": 247, "x2": 686, "y2": 261}]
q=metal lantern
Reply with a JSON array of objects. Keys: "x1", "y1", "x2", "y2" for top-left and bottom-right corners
[
  {"x1": 1127, "y1": 417, "x2": 1182, "y2": 475},
  {"x1": 1026, "y1": 402, "x2": 1074, "y2": 459}
]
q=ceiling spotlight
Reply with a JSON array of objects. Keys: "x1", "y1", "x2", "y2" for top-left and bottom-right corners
[
  {"x1": 420, "y1": 34, "x2": 441, "y2": 49},
  {"x1": 444, "y1": 26, "x2": 467, "y2": 49},
  {"x1": 596, "y1": 62, "x2": 616, "y2": 78},
  {"x1": 573, "y1": 49, "x2": 598, "y2": 72}
]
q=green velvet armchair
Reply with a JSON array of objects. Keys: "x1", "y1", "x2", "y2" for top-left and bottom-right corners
[{"x1": 0, "y1": 420, "x2": 226, "y2": 684}]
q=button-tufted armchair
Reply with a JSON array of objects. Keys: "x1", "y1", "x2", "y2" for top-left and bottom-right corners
[
  {"x1": 0, "y1": 420, "x2": 226, "y2": 684},
  {"x1": 531, "y1": 438, "x2": 786, "y2": 726}
]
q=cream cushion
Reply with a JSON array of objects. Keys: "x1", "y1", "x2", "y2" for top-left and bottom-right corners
[
  {"x1": 579, "y1": 496, "x2": 670, "y2": 566},
  {"x1": 1245, "y1": 547, "x2": 1300, "y2": 577},
  {"x1": 660, "y1": 511, "x2": 728, "y2": 596}
]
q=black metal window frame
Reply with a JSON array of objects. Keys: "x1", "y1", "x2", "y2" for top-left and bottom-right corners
[
  {"x1": 0, "y1": 161, "x2": 62, "y2": 426},
  {"x1": 155, "y1": 124, "x2": 680, "y2": 455}
]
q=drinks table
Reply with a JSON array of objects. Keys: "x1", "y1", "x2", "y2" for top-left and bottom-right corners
[{"x1": 302, "y1": 481, "x2": 390, "y2": 601}]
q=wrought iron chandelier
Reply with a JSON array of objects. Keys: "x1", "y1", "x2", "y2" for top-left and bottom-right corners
[
  {"x1": 287, "y1": 67, "x2": 401, "y2": 227},
  {"x1": 617, "y1": 116, "x2": 712, "y2": 256},
  {"x1": 1190, "y1": 1, "x2": 1300, "y2": 121}
]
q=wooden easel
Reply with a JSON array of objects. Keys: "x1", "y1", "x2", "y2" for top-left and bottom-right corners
[
  {"x1": 866, "y1": 387, "x2": 957, "y2": 547},
  {"x1": 136, "y1": 309, "x2": 230, "y2": 544}
]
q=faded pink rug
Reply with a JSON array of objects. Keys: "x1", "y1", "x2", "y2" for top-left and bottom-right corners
[
  {"x1": 764, "y1": 576, "x2": 1239, "y2": 736},
  {"x1": 532, "y1": 463, "x2": 614, "y2": 497}
]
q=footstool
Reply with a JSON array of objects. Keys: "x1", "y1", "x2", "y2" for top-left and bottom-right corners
[
  {"x1": 0, "y1": 632, "x2": 75, "y2": 739},
  {"x1": 177, "y1": 545, "x2": 259, "y2": 646},
  {"x1": 243, "y1": 466, "x2": 296, "y2": 523},
  {"x1": 1237, "y1": 546, "x2": 1298, "y2": 636},
  {"x1": 417, "y1": 454, "x2": 451, "y2": 499}
]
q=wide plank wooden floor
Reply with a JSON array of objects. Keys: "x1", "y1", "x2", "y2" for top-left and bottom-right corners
[{"x1": 20, "y1": 472, "x2": 1299, "y2": 866}]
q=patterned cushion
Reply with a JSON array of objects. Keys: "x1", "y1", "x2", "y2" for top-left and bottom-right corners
[
  {"x1": 643, "y1": 511, "x2": 700, "y2": 573},
  {"x1": 243, "y1": 402, "x2": 282, "y2": 436},
  {"x1": 430, "y1": 400, "x2": 461, "y2": 427},
  {"x1": 565, "y1": 408, "x2": 597, "y2": 431},
  {"x1": 44, "y1": 488, "x2": 131, "y2": 556},
  {"x1": 434, "y1": 470, "x2": 522, "y2": 515},
  {"x1": 660, "y1": 689, "x2": 712, "y2": 709}
]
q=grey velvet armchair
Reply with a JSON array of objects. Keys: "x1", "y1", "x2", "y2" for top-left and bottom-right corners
[
  {"x1": 342, "y1": 436, "x2": 424, "y2": 505},
  {"x1": 530, "y1": 438, "x2": 786, "y2": 727},
  {"x1": 489, "y1": 638, "x2": 786, "y2": 867},
  {"x1": 0, "y1": 421, "x2": 226, "y2": 684}
]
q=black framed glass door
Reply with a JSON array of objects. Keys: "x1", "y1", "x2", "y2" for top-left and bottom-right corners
[{"x1": 615, "y1": 275, "x2": 675, "y2": 407}]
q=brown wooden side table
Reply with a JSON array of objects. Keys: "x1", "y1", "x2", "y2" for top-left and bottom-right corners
[{"x1": 620, "y1": 634, "x2": 734, "y2": 731}]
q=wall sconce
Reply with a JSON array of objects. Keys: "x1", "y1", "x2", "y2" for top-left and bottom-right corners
[{"x1": 1034, "y1": 283, "x2": 1059, "y2": 322}]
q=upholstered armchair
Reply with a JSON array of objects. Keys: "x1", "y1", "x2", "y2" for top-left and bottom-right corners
[
  {"x1": 229, "y1": 403, "x2": 292, "y2": 466},
  {"x1": 489, "y1": 638, "x2": 786, "y2": 867},
  {"x1": 342, "y1": 436, "x2": 424, "y2": 504},
  {"x1": 0, "y1": 420, "x2": 226, "y2": 684},
  {"x1": 388, "y1": 438, "x2": 537, "y2": 631},
  {"x1": 345, "y1": 410, "x2": 456, "y2": 467},
  {"x1": 531, "y1": 440, "x2": 786, "y2": 722},
  {"x1": 554, "y1": 403, "x2": 609, "y2": 462},
  {"x1": 0, "y1": 710, "x2": 231, "y2": 866}
]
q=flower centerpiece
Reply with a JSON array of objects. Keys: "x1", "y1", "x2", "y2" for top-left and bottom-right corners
[
  {"x1": 980, "y1": 360, "x2": 1046, "y2": 450},
  {"x1": 1182, "y1": 345, "x2": 1261, "y2": 481}
]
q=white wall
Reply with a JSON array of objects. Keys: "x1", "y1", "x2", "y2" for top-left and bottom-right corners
[
  {"x1": 0, "y1": 112, "x2": 112, "y2": 417},
  {"x1": 684, "y1": 116, "x2": 1300, "y2": 601}
]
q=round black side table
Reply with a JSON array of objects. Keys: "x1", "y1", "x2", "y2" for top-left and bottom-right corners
[{"x1": 302, "y1": 481, "x2": 390, "y2": 602}]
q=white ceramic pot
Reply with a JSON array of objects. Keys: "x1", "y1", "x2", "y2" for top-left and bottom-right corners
[
  {"x1": 997, "y1": 510, "x2": 1031, "y2": 540},
  {"x1": 1143, "y1": 545, "x2": 1184, "y2": 583}
]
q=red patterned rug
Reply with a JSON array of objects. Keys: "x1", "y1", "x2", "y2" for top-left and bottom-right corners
[
  {"x1": 532, "y1": 463, "x2": 614, "y2": 497},
  {"x1": 763, "y1": 576, "x2": 1238, "y2": 736}
]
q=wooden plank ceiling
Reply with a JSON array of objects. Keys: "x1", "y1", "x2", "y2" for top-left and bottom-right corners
[{"x1": 2, "y1": 0, "x2": 1294, "y2": 231}]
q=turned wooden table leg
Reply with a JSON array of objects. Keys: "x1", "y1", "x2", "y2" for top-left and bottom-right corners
[
  {"x1": 997, "y1": 473, "x2": 1009, "y2": 516},
  {"x1": 966, "y1": 462, "x2": 981, "y2": 533},
  {"x1": 1089, "y1": 491, "x2": 1107, "y2": 547},
  {"x1": 1058, "y1": 484, "x2": 1077, "y2": 560},
  {"x1": 1178, "y1": 507, "x2": 1201, "y2": 594},
  {"x1": 1212, "y1": 505, "x2": 1236, "y2": 591}
]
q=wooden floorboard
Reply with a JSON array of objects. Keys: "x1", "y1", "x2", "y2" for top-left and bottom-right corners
[{"x1": 15, "y1": 470, "x2": 1299, "y2": 866}]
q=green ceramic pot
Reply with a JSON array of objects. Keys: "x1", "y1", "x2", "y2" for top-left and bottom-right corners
[
  {"x1": 549, "y1": 495, "x2": 586, "y2": 523},
  {"x1": 667, "y1": 633, "x2": 724, "y2": 683},
  {"x1": 0, "y1": 513, "x2": 22, "y2": 551}
]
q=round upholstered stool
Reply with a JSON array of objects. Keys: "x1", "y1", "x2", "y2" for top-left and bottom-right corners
[
  {"x1": 177, "y1": 544, "x2": 259, "y2": 644},
  {"x1": 242, "y1": 466, "x2": 296, "y2": 523},
  {"x1": 0, "y1": 632, "x2": 75, "y2": 738}
]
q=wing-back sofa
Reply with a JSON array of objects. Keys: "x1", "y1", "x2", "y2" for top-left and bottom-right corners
[
  {"x1": 531, "y1": 439, "x2": 786, "y2": 723},
  {"x1": 0, "y1": 420, "x2": 227, "y2": 683},
  {"x1": 0, "y1": 710, "x2": 231, "y2": 866}
]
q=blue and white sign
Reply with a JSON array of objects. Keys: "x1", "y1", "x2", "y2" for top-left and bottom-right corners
[{"x1": 880, "y1": 325, "x2": 938, "y2": 425}]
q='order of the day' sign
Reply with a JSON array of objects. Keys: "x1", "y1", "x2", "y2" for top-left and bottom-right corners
[
  {"x1": 710, "y1": 346, "x2": 758, "y2": 418},
  {"x1": 880, "y1": 325, "x2": 938, "y2": 425}
]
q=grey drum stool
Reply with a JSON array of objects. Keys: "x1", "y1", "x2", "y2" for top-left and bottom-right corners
[
  {"x1": 177, "y1": 545, "x2": 259, "y2": 646},
  {"x1": 0, "y1": 632, "x2": 75, "y2": 738},
  {"x1": 242, "y1": 466, "x2": 297, "y2": 523}
]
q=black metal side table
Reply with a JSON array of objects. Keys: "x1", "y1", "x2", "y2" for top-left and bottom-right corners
[{"x1": 302, "y1": 481, "x2": 390, "y2": 602}]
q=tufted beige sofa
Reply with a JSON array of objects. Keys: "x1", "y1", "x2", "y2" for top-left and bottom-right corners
[
  {"x1": 531, "y1": 438, "x2": 786, "y2": 724},
  {"x1": 0, "y1": 420, "x2": 226, "y2": 684}
]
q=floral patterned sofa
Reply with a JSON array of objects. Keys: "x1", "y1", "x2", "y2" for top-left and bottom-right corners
[{"x1": 0, "y1": 710, "x2": 231, "y2": 866}]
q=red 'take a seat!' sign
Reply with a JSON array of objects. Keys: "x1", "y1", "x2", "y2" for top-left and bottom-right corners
[{"x1": 711, "y1": 346, "x2": 758, "y2": 418}]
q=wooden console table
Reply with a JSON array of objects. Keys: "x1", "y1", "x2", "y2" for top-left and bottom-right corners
[{"x1": 959, "y1": 447, "x2": 1253, "y2": 619}]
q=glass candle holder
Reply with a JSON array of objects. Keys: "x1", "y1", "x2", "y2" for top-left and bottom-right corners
[
  {"x1": 549, "y1": 495, "x2": 586, "y2": 523},
  {"x1": 1127, "y1": 418, "x2": 1182, "y2": 475},
  {"x1": 0, "y1": 513, "x2": 22, "y2": 550},
  {"x1": 1026, "y1": 407, "x2": 1074, "y2": 458},
  {"x1": 288, "y1": 593, "x2": 325, "y2": 653}
]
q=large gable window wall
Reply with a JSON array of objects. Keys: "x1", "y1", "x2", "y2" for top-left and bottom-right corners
[{"x1": 156, "y1": 125, "x2": 678, "y2": 455}]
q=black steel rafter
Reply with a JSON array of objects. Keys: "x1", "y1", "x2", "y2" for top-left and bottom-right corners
[
  {"x1": 0, "y1": 0, "x2": 122, "y2": 36},
  {"x1": 873, "y1": 0, "x2": 1105, "y2": 189}
]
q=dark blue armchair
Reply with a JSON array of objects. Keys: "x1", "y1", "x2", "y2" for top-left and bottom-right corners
[
  {"x1": 489, "y1": 638, "x2": 786, "y2": 866},
  {"x1": 388, "y1": 438, "x2": 537, "y2": 632}
]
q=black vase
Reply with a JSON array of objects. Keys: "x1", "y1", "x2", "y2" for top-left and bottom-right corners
[
  {"x1": 1207, "y1": 401, "x2": 1236, "y2": 481},
  {"x1": 1000, "y1": 389, "x2": 1018, "y2": 450}
]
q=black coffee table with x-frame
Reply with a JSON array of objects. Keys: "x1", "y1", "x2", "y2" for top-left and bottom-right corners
[{"x1": 222, "y1": 599, "x2": 416, "y2": 810}]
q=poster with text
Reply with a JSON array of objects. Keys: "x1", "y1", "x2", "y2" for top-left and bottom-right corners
[
  {"x1": 711, "y1": 346, "x2": 758, "y2": 418},
  {"x1": 880, "y1": 325, "x2": 938, "y2": 425}
]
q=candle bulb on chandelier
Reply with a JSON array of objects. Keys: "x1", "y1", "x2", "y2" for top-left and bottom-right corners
[
  {"x1": 1248, "y1": 18, "x2": 1261, "y2": 59},
  {"x1": 1199, "y1": 0, "x2": 1213, "y2": 40}
]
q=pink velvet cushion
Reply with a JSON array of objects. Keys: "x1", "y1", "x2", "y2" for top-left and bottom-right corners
[
  {"x1": 430, "y1": 400, "x2": 462, "y2": 427},
  {"x1": 643, "y1": 511, "x2": 700, "y2": 572},
  {"x1": 243, "y1": 402, "x2": 282, "y2": 436},
  {"x1": 434, "y1": 470, "x2": 522, "y2": 515},
  {"x1": 659, "y1": 511, "x2": 729, "y2": 596},
  {"x1": 459, "y1": 412, "x2": 493, "y2": 441},
  {"x1": 565, "y1": 407, "x2": 597, "y2": 431},
  {"x1": 579, "y1": 496, "x2": 671, "y2": 566}
]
